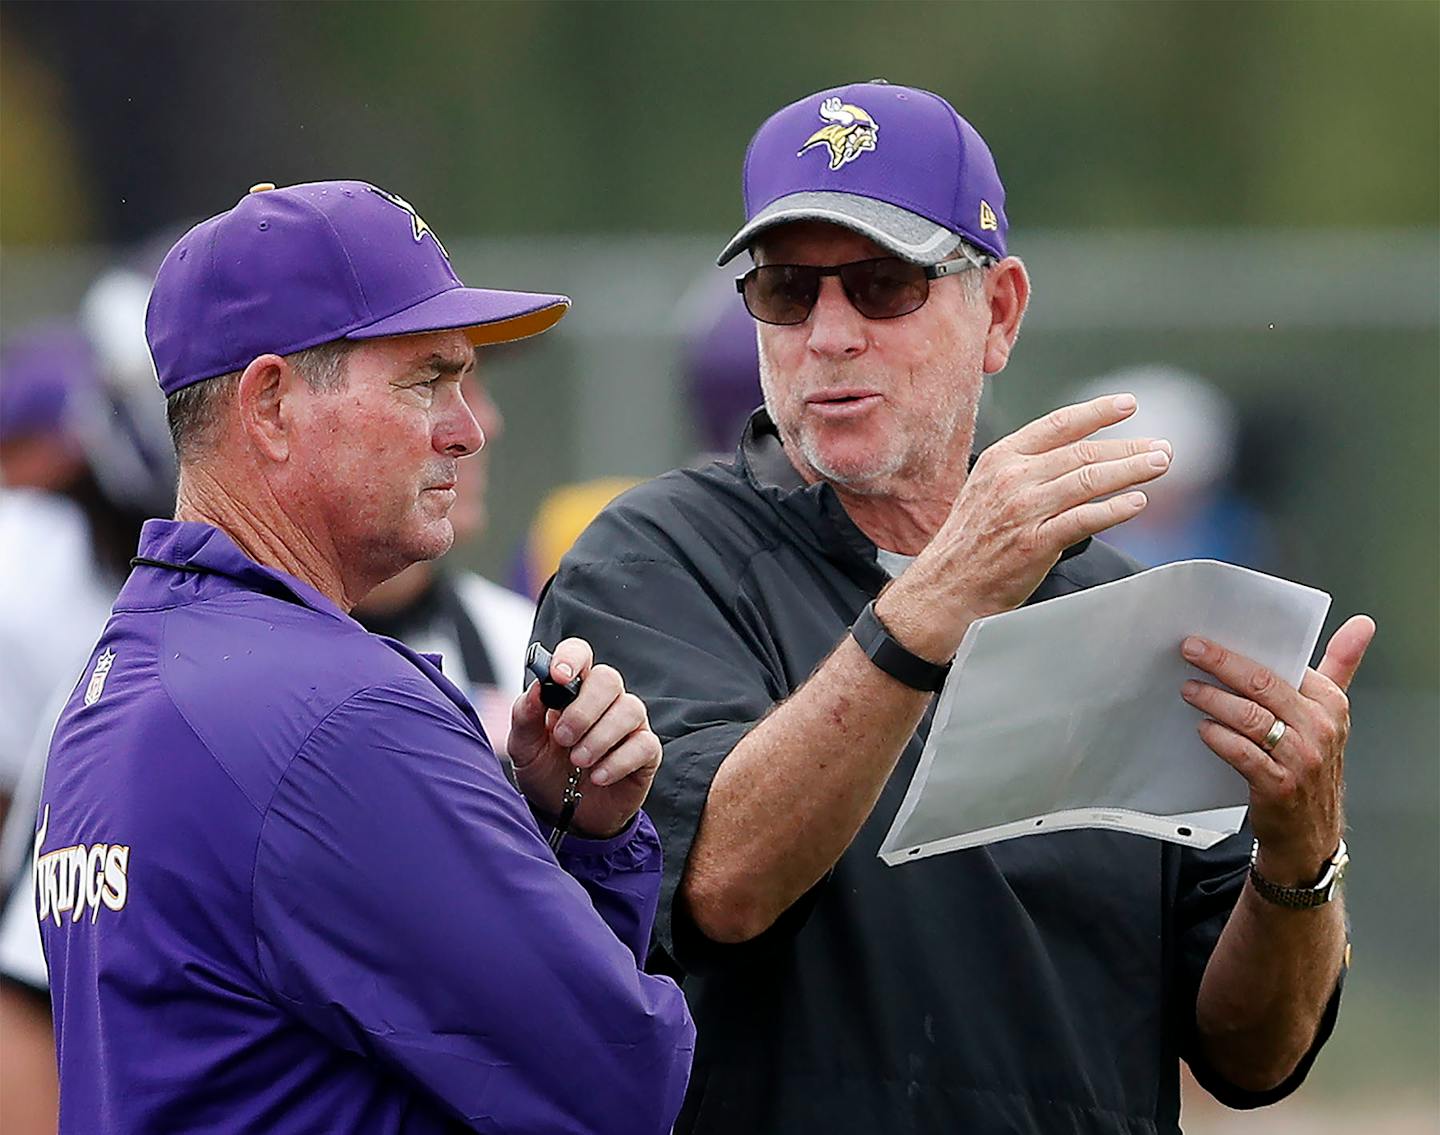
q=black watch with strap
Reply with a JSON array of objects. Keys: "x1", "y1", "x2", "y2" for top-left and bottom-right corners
[{"x1": 849, "y1": 600, "x2": 952, "y2": 693}]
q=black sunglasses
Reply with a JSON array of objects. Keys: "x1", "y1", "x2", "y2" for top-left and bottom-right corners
[{"x1": 735, "y1": 254, "x2": 991, "y2": 326}]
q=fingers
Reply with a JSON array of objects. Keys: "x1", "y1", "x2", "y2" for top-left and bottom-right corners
[
  {"x1": 549, "y1": 662, "x2": 622, "y2": 747},
  {"x1": 980, "y1": 395, "x2": 1168, "y2": 549},
  {"x1": 508, "y1": 636, "x2": 601, "y2": 767},
  {"x1": 1315, "y1": 615, "x2": 1376, "y2": 694},
  {"x1": 1180, "y1": 634, "x2": 1355, "y2": 876},
  {"x1": 507, "y1": 681, "x2": 551, "y2": 768},
  {"x1": 1180, "y1": 637, "x2": 1305, "y2": 721},
  {"x1": 568, "y1": 691, "x2": 648, "y2": 774},
  {"x1": 1183, "y1": 679, "x2": 1285, "y2": 753},
  {"x1": 1004, "y1": 393, "x2": 1137, "y2": 456},
  {"x1": 1037, "y1": 491, "x2": 1148, "y2": 547},
  {"x1": 1196, "y1": 718, "x2": 1291, "y2": 794},
  {"x1": 547, "y1": 636, "x2": 594, "y2": 685},
  {"x1": 1030, "y1": 435, "x2": 1172, "y2": 480},
  {"x1": 587, "y1": 729, "x2": 662, "y2": 788},
  {"x1": 1043, "y1": 447, "x2": 1171, "y2": 510},
  {"x1": 553, "y1": 665, "x2": 660, "y2": 787}
]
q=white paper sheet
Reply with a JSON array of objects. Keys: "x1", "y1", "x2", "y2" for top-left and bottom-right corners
[{"x1": 878, "y1": 560, "x2": 1331, "y2": 866}]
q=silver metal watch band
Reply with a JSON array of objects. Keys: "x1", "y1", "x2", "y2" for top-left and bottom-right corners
[{"x1": 1247, "y1": 838, "x2": 1349, "y2": 909}]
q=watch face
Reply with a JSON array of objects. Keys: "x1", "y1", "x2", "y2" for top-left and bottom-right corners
[
  {"x1": 1320, "y1": 843, "x2": 1350, "y2": 899},
  {"x1": 1331, "y1": 841, "x2": 1350, "y2": 880}
]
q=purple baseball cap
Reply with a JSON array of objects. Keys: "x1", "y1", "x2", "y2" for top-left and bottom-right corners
[
  {"x1": 717, "y1": 81, "x2": 1008, "y2": 267},
  {"x1": 682, "y1": 276, "x2": 761, "y2": 454},
  {"x1": 146, "y1": 181, "x2": 571, "y2": 396},
  {"x1": 0, "y1": 324, "x2": 96, "y2": 444}
]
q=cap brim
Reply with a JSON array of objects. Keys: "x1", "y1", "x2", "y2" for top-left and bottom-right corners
[
  {"x1": 716, "y1": 191, "x2": 964, "y2": 267},
  {"x1": 347, "y1": 286, "x2": 570, "y2": 347}
]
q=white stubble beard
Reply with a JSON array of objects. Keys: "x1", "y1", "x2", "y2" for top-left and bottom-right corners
[{"x1": 757, "y1": 348, "x2": 983, "y2": 497}]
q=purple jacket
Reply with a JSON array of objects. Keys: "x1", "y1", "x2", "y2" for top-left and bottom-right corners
[{"x1": 36, "y1": 519, "x2": 693, "y2": 1134}]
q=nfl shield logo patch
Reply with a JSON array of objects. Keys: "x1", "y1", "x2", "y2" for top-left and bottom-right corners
[{"x1": 84, "y1": 649, "x2": 116, "y2": 707}]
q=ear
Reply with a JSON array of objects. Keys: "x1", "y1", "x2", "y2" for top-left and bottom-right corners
[
  {"x1": 234, "y1": 354, "x2": 298, "y2": 462},
  {"x1": 981, "y1": 256, "x2": 1031, "y2": 376}
]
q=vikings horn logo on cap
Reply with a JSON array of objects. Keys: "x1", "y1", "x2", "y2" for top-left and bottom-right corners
[
  {"x1": 797, "y1": 97, "x2": 879, "y2": 171},
  {"x1": 367, "y1": 186, "x2": 449, "y2": 259}
]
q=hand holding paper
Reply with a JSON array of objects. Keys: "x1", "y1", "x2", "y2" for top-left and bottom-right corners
[
  {"x1": 1181, "y1": 614, "x2": 1374, "y2": 885},
  {"x1": 879, "y1": 560, "x2": 1343, "y2": 866}
]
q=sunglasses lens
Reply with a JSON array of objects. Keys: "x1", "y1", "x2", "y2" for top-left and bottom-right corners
[
  {"x1": 741, "y1": 258, "x2": 934, "y2": 324},
  {"x1": 743, "y1": 265, "x2": 819, "y2": 326},
  {"x1": 841, "y1": 258, "x2": 929, "y2": 319}
]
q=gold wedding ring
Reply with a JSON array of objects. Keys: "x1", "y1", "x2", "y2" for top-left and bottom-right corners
[{"x1": 1261, "y1": 717, "x2": 1287, "y2": 752}]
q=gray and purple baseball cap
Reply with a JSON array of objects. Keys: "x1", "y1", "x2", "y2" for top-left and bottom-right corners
[
  {"x1": 146, "y1": 180, "x2": 570, "y2": 396},
  {"x1": 717, "y1": 81, "x2": 1008, "y2": 267}
]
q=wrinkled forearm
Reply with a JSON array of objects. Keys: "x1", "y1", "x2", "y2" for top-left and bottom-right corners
[
  {"x1": 680, "y1": 634, "x2": 931, "y2": 944},
  {"x1": 1195, "y1": 883, "x2": 1346, "y2": 1093}
]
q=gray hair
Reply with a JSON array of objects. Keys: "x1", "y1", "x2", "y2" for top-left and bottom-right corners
[
  {"x1": 945, "y1": 238, "x2": 995, "y2": 303},
  {"x1": 166, "y1": 340, "x2": 355, "y2": 461}
]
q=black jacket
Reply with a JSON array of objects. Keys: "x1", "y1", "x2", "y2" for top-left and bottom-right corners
[{"x1": 535, "y1": 412, "x2": 1338, "y2": 1134}]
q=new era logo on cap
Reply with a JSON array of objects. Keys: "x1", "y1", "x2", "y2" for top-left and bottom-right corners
[
  {"x1": 717, "y1": 81, "x2": 1008, "y2": 267},
  {"x1": 145, "y1": 180, "x2": 569, "y2": 396}
]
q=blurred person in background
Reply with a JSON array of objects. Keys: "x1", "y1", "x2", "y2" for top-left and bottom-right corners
[
  {"x1": 510, "y1": 476, "x2": 643, "y2": 599},
  {"x1": 0, "y1": 264, "x2": 177, "y2": 1134},
  {"x1": 352, "y1": 373, "x2": 534, "y2": 750},
  {"x1": 509, "y1": 268, "x2": 762, "y2": 599},
  {"x1": 0, "y1": 278, "x2": 175, "y2": 815},
  {"x1": 1068, "y1": 365, "x2": 1279, "y2": 570},
  {"x1": 536, "y1": 81, "x2": 1374, "y2": 1133},
  {"x1": 679, "y1": 269, "x2": 764, "y2": 461},
  {"x1": 0, "y1": 327, "x2": 122, "y2": 806},
  {"x1": 0, "y1": 323, "x2": 106, "y2": 1135}
]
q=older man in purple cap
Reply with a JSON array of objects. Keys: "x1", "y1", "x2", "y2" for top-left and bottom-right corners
[
  {"x1": 535, "y1": 82, "x2": 1373, "y2": 1132},
  {"x1": 34, "y1": 180, "x2": 694, "y2": 1134}
]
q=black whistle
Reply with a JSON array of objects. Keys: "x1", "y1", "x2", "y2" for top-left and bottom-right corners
[{"x1": 525, "y1": 642, "x2": 584, "y2": 710}]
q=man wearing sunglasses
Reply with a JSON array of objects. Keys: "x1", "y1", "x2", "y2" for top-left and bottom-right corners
[{"x1": 537, "y1": 81, "x2": 1366, "y2": 1133}]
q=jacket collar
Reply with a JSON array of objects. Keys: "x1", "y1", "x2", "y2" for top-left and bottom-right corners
[
  {"x1": 117, "y1": 518, "x2": 351, "y2": 622},
  {"x1": 120, "y1": 519, "x2": 487, "y2": 738},
  {"x1": 738, "y1": 410, "x2": 888, "y2": 588}
]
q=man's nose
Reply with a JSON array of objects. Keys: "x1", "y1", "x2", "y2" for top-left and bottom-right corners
[
  {"x1": 438, "y1": 386, "x2": 485, "y2": 457},
  {"x1": 806, "y1": 277, "x2": 867, "y2": 359}
]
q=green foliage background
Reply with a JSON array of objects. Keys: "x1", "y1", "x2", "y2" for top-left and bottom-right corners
[{"x1": 3, "y1": 1, "x2": 1438, "y2": 243}]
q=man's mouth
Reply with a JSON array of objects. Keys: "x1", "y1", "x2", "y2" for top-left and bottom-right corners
[
  {"x1": 423, "y1": 464, "x2": 459, "y2": 493},
  {"x1": 806, "y1": 389, "x2": 882, "y2": 415}
]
